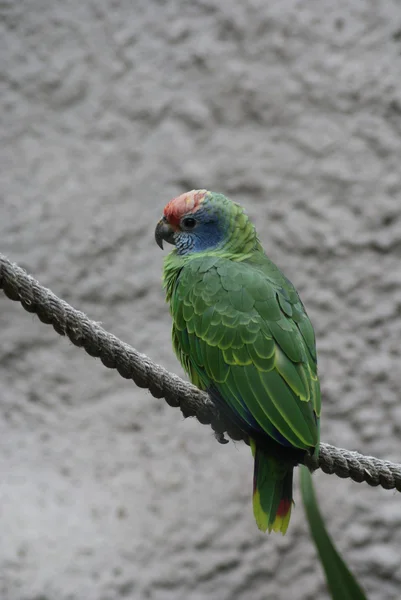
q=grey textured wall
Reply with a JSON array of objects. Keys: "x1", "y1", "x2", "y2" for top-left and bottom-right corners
[{"x1": 1, "y1": 1, "x2": 401, "y2": 599}]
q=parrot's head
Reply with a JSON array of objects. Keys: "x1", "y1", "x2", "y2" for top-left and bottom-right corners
[{"x1": 155, "y1": 190, "x2": 257, "y2": 255}]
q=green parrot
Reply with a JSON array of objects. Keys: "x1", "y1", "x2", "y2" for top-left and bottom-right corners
[{"x1": 155, "y1": 190, "x2": 320, "y2": 533}]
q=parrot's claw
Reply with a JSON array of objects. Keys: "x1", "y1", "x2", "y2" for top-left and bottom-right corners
[{"x1": 214, "y1": 431, "x2": 229, "y2": 445}]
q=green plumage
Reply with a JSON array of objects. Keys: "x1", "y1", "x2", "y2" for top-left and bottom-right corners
[{"x1": 159, "y1": 191, "x2": 321, "y2": 533}]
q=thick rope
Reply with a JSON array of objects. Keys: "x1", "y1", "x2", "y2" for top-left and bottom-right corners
[{"x1": 1, "y1": 253, "x2": 400, "y2": 492}]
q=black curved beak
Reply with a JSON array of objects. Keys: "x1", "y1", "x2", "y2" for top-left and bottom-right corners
[{"x1": 155, "y1": 218, "x2": 175, "y2": 249}]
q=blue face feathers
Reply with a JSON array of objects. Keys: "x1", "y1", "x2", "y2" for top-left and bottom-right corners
[{"x1": 174, "y1": 206, "x2": 227, "y2": 255}]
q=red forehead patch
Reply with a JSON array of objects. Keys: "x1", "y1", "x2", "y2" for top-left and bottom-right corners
[{"x1": 164, "y1": 189, "x2": 207, "y2": 227}]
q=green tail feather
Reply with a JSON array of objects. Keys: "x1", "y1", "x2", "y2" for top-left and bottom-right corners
[{"x1": 250, "y1": 439, "x2": 293, "y2": 534}]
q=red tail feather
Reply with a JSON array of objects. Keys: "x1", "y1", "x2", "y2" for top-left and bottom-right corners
[{"x1": 276, "y1": 498, "x2": 291, "y2": 518}]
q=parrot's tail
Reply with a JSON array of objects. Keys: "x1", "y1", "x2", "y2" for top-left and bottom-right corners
[{"x1": 250, "y1": 439, "x2": 294, "y2": 534}]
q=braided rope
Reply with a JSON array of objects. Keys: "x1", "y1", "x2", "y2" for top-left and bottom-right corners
[{"x1": 1, "y1": 253, "x2": 400, "y2": 492}]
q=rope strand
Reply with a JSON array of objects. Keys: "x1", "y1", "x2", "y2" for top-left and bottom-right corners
[{"x1": 1, "y1": 253, "x2": 400, "y2": 492}]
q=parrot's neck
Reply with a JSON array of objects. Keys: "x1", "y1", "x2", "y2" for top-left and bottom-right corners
[
  {"x1": 222, "y1": 211, "x2": 261, "y2": 255},
  {"x1": 162, "y1": 243, "x2": 264, "y2": 305}
]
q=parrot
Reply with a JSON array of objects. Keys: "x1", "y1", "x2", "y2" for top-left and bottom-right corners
[{"x1": 155, "y1": 189, "x2": 320, "y2": 534}]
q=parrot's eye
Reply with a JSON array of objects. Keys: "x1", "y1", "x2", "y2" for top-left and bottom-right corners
[{"x1": 181, "y1": 217, "x2": 197, "y2": 230}]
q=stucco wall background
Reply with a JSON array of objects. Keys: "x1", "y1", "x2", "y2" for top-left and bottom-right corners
[{"x1": 1, "y1": 1, "x2": 401, "y2": 599}]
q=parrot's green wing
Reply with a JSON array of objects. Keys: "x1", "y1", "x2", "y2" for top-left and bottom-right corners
[{"x1": 171, "y1": 255, "x2": 320, "y2": 451}]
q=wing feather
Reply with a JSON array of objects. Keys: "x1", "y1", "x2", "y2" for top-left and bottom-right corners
[{"x1": 172, "y1": 256, "x2": 320, "y2": 449}]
